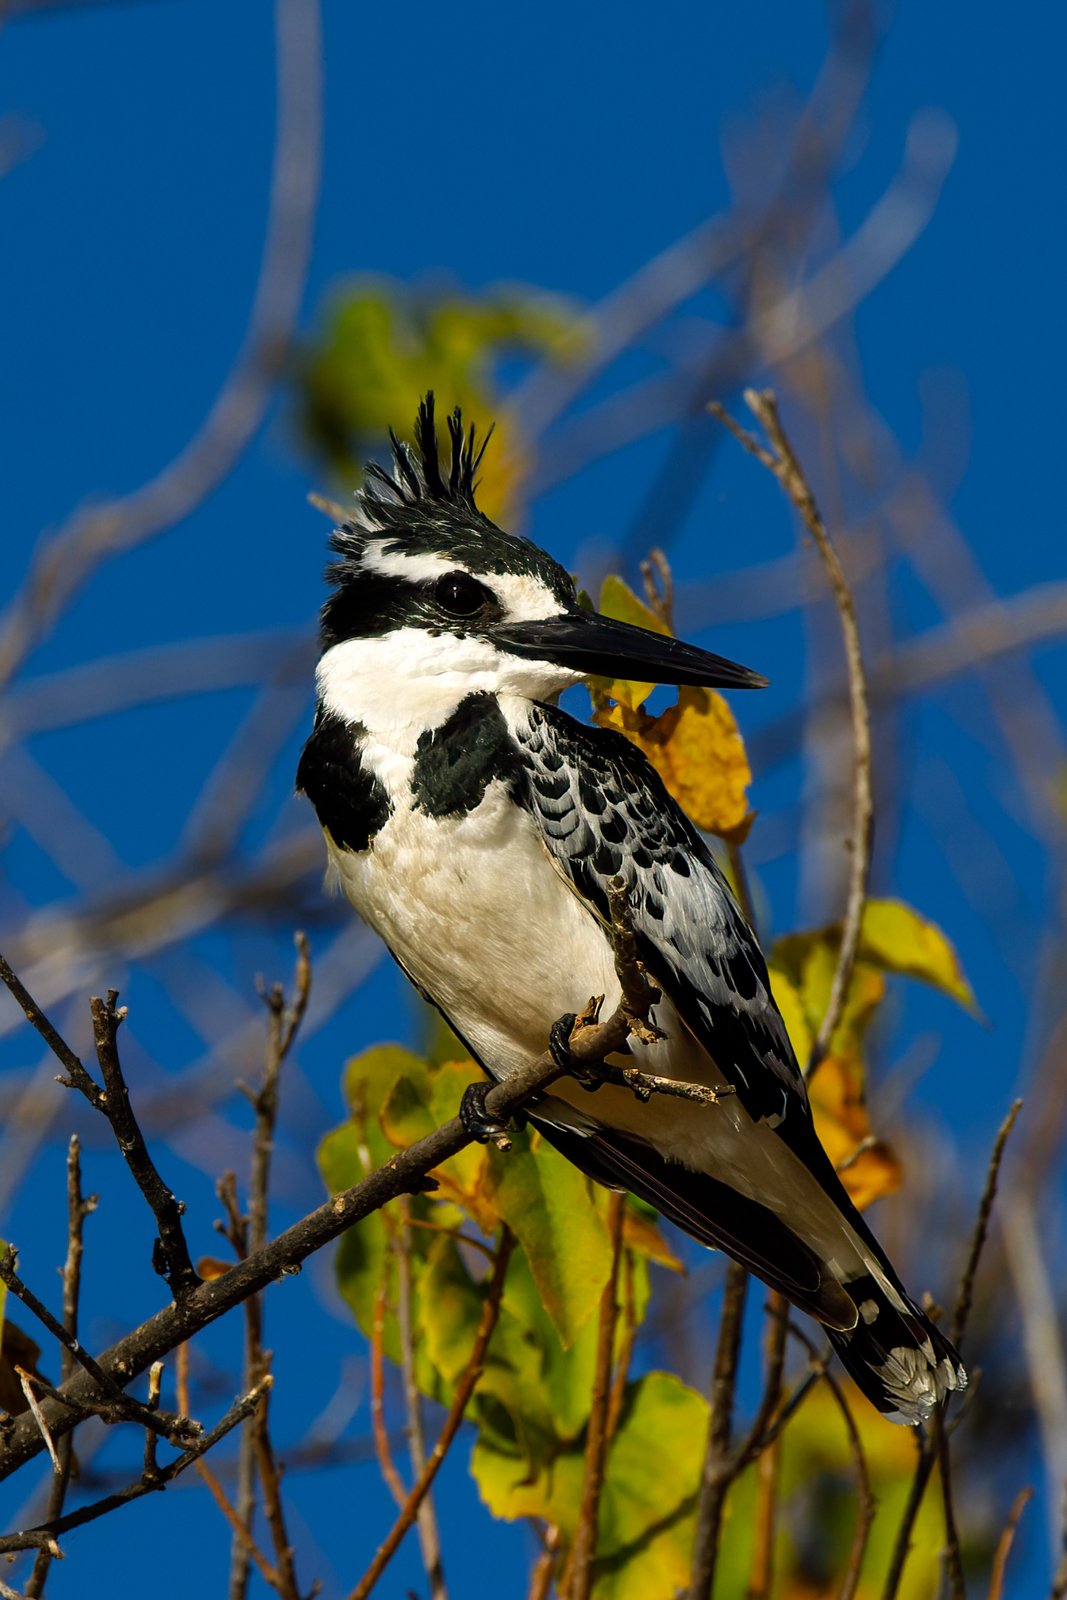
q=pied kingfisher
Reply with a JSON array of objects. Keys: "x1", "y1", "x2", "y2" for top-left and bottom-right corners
[{"x1": 297, "y1": 395, "x2": 965, "y2": 1424}]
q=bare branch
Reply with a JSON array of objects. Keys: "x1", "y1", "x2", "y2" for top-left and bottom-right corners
[
  {"x1": 0, "y1": 0, "x2": 322, "y2": 692},
  {"x1": 0, "y1": 963, "x2": 704, "y2": 1483},
  {"x1": 369, "y1": 1267, "x2": 407, "y2": 1509},
  {"x1": 25, "y1": 1137, "x2": 94, "y2": 1599},
  {"x1": 566, "y1": 1193, "x2": 626, "y2": 1600},
  {"x1": 345, "y1": 1229, "x2": 516, "y2": 1600},
  {"x1": 709, "y1": 391, "x2": 872, "y2": 1076},
  {"x1": 175, "y1": 1343, "x2": 282, "y2": 1594},
  {"x1": 0, "y1": 1380, "x2": 272, "y2": 1556},
  {"x1": 687, "y1": 1262, "x2": 750, "y2": 1600},
  {"x1": 952, "y1": 1098, "x2": 1024, "y2": 1349},
  {"x1": 880, "y1": 1430, "x2": 937, "y2": 1600},
  {"x1": 986, "y1": 1487, "x2": 1032, "y2": 1600},
  {"x1": 89, "y1": 992, "x2": 200, "y2": 1299}
]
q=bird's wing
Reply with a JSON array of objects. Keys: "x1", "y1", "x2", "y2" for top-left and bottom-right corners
[{"x1": 518, "y1": 700, "x2": 805, "y2": 1126}]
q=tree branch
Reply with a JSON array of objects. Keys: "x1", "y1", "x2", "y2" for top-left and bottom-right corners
[
  {"x1": 0, "y1": 0, "x2": 322, "y2": 694},
  {"x1": 0, "y1": 976, "x2": 650, "y2": 1483},
  {"x1": 345, "y1": 1229, "x2": 516, "y2": 1600},
  {"x1": 710, "y1": 390, "x2": 873, "y2": 1076},
  {"x1": 687, "y1": 1261, "x2": 750, "y2": 1599},
  {"x1": 566, "y1": 1192, "x2": 626, "y2": 1600}
]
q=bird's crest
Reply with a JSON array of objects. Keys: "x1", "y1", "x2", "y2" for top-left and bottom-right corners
[{"x1": 353, "y1": 393, "x2": 495, "y2": 531}]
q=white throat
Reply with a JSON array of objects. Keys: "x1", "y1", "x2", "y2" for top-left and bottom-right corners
[{"x1": 316, "y1": 628, "x2": 582, "y2": 755}]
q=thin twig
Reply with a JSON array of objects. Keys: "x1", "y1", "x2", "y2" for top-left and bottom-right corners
[
  {"x1": 567, "y1": 1193, "x2": 626, "y2": 1600},
  {"x1": 0, "y1": 1248, "x2": 198, "y2": 1447},
  {"x1": 89, "y1": 991, "x2": 200, "y2": 1299},
  {"x1": 745, "y1": 1296, "x2": 789, "y2": 1600},
  {"x1": 229, "y1": 935, "x2": 310, "y2": 1600},
  {"x1": 881, "y1": 1429, "x2": 937, "y2": 1600},
  {"x1": 528, "y1": 1527, "x2": 562, "y2": 1600},
  {"x1": 25, "y1": 1135, "x2": 93, "y2": 1598},
  {"x1": 176, "y1": 1342, "x2": 282, "y2": 1592},
  {"x1": 710, "y1": 390, "x2": 873, "y2": 1075},
  {"x1": 688, "y1": 1261, "x2": 750, "y2": 1600},
  {"x1": 0, "y1": 954, "x2": 92, "y2": 1090},
  {"x1": 370, "y1": 1266, "x2": 407, "y2": 1508},
  {"x1": 987, "y1": 1487, "x2": 1032, "y2": 1600},
  {"x1": 0, "y1": 963, "x2": 653, "y2": 1481},
  {"x1": 952, "y1": 1098, "x2": 1023, "y2": 1349},
  {"x1": 605, "y1": 1246, "x2": 638, "y2": 1443},
  {"x1": 0, "y1": 0, "x2": 322, "y2": 694},
  {"x1": 935, "y1": 1410, "x2": 965, "y2": 1600},
  {"x1": 640, "y1": 548, "x2": 675, "y2": 629},
  {"x1": 395, "y1": 1193, "x2": 446, "y2": 1600},
  {"x1": 345, "y1": 1229, "x2": 516, "y2": 1600},
  {"x1": 0, "y1": 960, "x2": 201, "y2": 1301},
  {"x1": 1050, "y1": 1500, "x2": 1067, "y2": 1600},
  {"x1": 785, "y1": 1322, "x2": 873, "y2": 1600},
  {"x1": 0, "y1": 1380, "x2": 272, "y2": 1554}
]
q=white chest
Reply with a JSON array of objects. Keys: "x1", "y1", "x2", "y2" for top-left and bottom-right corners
[{"x1": 327, "y1": 776, "x2": 620, "y2": 1077}]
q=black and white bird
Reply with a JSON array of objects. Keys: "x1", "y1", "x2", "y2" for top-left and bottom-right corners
[{"x1": 297, "y1": 395, "x2": 965, "y2": 1424}]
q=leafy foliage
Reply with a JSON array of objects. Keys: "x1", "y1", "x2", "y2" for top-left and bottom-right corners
[{"x1": 297, "y1": 277, "x2": 586, "y2": 523}]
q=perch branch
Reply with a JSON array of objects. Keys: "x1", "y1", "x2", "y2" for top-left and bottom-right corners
[{"x1": 0, "y1": 931, "x2": 660, "y2": 1484}]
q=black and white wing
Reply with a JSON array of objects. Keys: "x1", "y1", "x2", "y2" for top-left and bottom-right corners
[
  {"x1": 519, "y1": 699, "x2": 805, "y2": 1126},
  {"x1": 516, "y1": 701, "x2": 965, "y2": 1422}
]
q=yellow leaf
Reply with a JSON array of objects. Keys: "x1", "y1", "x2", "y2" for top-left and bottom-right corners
[
  {"x1": 766, "y1": 966, "x2": 812, "y2": 1063},
  {"x1": 859, "y1": 899, "x2": 978, "y2": 1015},
  {"x1": 588, "y1": 575, "x2": 672, "y2": 711},
  {"x1": 595, "y1": 688, "x2": 753, "y2": 841},
  {"x1": 620, "y1": 1200, "x2": 685, "y2": 1273},
  {"x1": 770, "y1": 945, "x2": 901, "y2": 1210},
  {"x1": 809, "y1": 1050, "x2": 902, "y2": 1210}
]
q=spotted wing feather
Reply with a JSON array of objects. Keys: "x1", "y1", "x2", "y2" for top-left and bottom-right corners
[{"x1": 519, "y1": 701, "x2": 803, "y2": 1126}]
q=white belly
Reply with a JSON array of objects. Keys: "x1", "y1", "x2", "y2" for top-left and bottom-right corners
[
  {"x1": 325, "y1": 772, "x2": 882, "y2": 1270},
  {"x1": 327, "y1": 776, "x2": 621, "y2": 1077}
]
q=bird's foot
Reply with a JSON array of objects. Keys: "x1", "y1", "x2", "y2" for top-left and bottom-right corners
[
  {"x1": 460, "y1": 1082, "x2": 520, "y2": 1151},
  {"x1": 549, "y1": 1013, "x2": 604, "y2": 1093}
]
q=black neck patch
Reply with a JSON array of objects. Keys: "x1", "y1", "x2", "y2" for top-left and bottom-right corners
[
  {"x1": 411, "y1": 693, "x2": 525, "y2": 819},
  {"x1": 296, "y1": 708, "x2": 391, "y2": 853}
]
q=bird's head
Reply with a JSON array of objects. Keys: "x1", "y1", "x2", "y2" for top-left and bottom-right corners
[{"x1": 315, "y1": 395, "x2": 766, "y2": 734}]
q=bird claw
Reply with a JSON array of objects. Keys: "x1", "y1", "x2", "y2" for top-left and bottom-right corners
[
  {"x1": 549, "y1": 1013, "x2": 604, "y2": 1093},
  {"x1": 460, "y1": 1083, "x2": 519, "y2": 1150}
]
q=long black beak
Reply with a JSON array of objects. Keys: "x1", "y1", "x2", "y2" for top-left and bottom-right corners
[{"x1": 492, "y1": 611, "x2": 768, "y2": 690}]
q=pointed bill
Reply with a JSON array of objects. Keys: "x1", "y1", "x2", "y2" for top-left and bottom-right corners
[{"x1": 492, "y1": 611, "x2": 768, "y2": 691}]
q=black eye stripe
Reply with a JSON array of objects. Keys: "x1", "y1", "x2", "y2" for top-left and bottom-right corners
[{"x1": 434, "y1": 571, "x2": 494, "y2": 617}]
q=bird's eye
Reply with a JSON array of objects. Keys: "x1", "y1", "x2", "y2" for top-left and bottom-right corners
[{"x1": 434, "y1": 571, "x2": 490, "y2": 617}]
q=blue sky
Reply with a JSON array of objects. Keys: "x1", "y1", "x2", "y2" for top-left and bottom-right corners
[{"x1": 0, "y1": 1, "x2": 1063, "y2": 1595}]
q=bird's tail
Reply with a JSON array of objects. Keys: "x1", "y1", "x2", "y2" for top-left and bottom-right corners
[{"x1": 822, "y1": 1270, "x2": 966, "y2": 1424}]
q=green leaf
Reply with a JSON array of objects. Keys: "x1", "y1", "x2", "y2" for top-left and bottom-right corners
[
  {"x1": 588, "y1": 575, "x2": 671, "y2": 711},
  {"x1": 417, "y1": 1235, "x2": 487, "y2": 1384},
  {"x1": 297, "y1": 277, "x2": 587, "y2": 524},
  {"x1": 473, "y1": 1370, "x2": 709, "y2": 1599},
  {"x1": 593, "y1": 1373, "x2": 709, "y2": 1599},
  {"x1": 858, "y1": 898, "x2": 978, "y2": 1014},
  {"x1": 483, "y1": 1136, "x2": 611, "y2": 1347}
]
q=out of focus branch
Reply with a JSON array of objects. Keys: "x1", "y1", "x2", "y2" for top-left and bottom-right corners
[
  {"x1": 0, "y1": 0, "x2": 321, "y2": 693},
  {"x1": 710, "y1": 390, "x2": 872, "y2": 1075},
  {"x1": 687, "y1": 1262, "x2": 749, "y2": 1600},
  {"x1": 24, "y1": 1136, "x2": 94, "y2": 1600},
  {"x1": 565, "y1": 1192, "x2": 625, "y2": 1600},
  {"x1": 346, "y1": 1228, "x2": 516, "y2": 1600}
]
